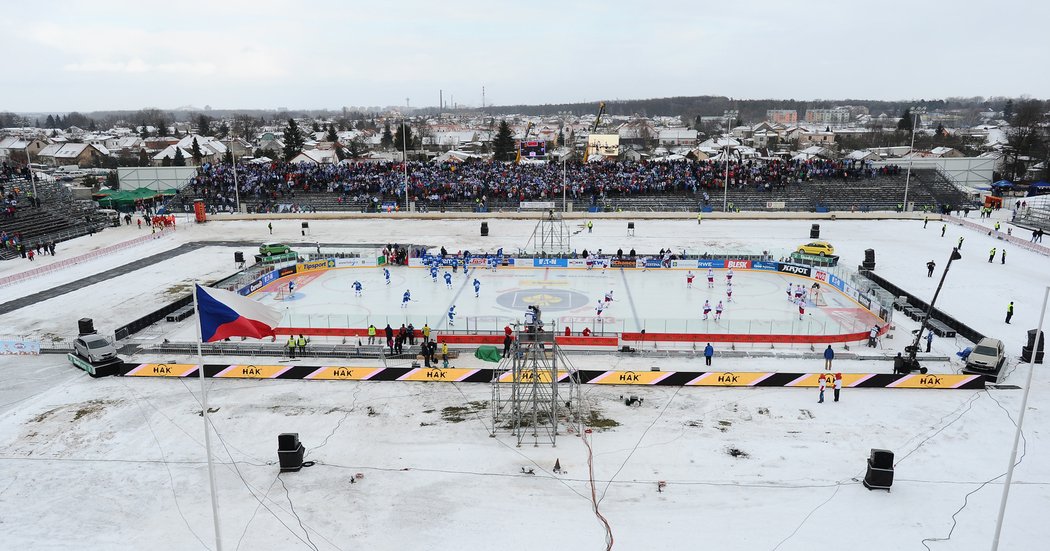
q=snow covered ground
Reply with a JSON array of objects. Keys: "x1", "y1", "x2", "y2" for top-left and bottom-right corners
[{"x1": 1, "y1": 211, "x2": 1048, "y2": 550}]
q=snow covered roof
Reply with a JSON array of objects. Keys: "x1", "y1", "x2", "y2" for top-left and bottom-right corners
[
  {"x1": 38, "y1": 143, "x2": 105, "y2": 158},
  {"x1": 290, "y1": 149, "x2": 339, "y2": 164},
  {"x1": 152, "y1": 145, "x2": 193, "y2": 161}
]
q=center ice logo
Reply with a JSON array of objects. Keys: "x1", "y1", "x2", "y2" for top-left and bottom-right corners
[{"x1": 497, "y1": 288, "x2": 590, "y2": 311}]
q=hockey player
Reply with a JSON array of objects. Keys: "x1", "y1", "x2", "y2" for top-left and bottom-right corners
[
  {"x1": 726, "y1": 267, "x2": 734, "y2": 285},
  {"x1": 430, "y1": 264, "x2": 439, "y2": 282},
  {"x1": 352, "y1": 280, "x2": 363, "y2": 297},
  {"x1": 448, "y1": 305, "x2": 457, "y2": 326},
  {"x1": 489, "y1": 256, "x2": 498, "y2": 271},
  {"x1": 444, "y1": 271, "x2": 453, "y2": 288},
  {"x1": 687, "y1": 270, "x2": 695, "y2": 288},
  {"x1": 451, "y1": 256, "x2": 458, "y2": 273},
  {"x1": 604, "y1": 290, "x2": 614, "y2": 305},
  {"x1": 707, "y1": 268, "x2": 715, "y2": 288},
  {"x1": 794, "y1": 285, "x2": 804, "y2": 301},
  {"x1": 402, "y1": 289, "x2": 411, "y2": 308},
  {"x1": 786, "y1": 283, "x2": 793, "y2": 301},
  {"x1": 596, "y1": 299, "x2": 605, "y2": 317},
  {"x1": 714, "y1": 300, "x2": 724, "y2": 320},
  {"x1": 797, "y1": 298, "x2": 806, "y2": 320},
  {"x1": 473, "y1": 278, "x2": 481, "y2": 298},
  {"x1": 383, "y1": 267, "x2": 391, "y2": 285},
  {"x1": 726, "y1": 280, "x2": 733, "y2": 302},
  {"x1": 702, "y1": 300, "x2": 712, "y2": 320}
]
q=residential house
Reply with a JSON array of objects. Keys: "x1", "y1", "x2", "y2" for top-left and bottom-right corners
[
  {"x1": 657, "y1": 128, "x2": 698, "y2": 147},
  {"x1": 0, "y1": 136, "x2": 50, "y2": 161},
  {"x1": 766, "y1": 110, "x2": 798, "y2": 124},
  {"x1": 289, "y1": 149, "x2": 339, "y2": 165},
  {"x1": 36, "y1": 143, "x2": 109, "y2": 167}
]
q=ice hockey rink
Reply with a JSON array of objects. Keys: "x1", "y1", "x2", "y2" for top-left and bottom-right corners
[{"x1": 233, "y1": 263, "x2": 882, "y2": 339}]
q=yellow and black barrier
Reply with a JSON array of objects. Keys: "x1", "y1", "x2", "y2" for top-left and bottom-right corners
[{"x1": 122, "y1": 364, "x2": 984, "y2": 389}]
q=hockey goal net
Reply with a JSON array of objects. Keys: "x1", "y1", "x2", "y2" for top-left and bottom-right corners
[
  {"x1": 811, "y1": 286, "x2": 828, "y2": 307},
  {"x1": 274, "y1": 287, "x2": 290, "y2": 301}
]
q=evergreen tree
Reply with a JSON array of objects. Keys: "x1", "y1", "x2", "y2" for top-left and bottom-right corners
[
  {"x1": 105, "y1": 170, "x2": 119, "y2": 189},
  {"x1": 197, "y1": 114, "x2": 212, "y2": 136},
  {"x1": 935, "y1": 123, "x2": 947, "y2": 137},
  {"x1": 89, "y1": 119, "x2": 97, "y2": 131},
  {"x1": 556, "y1": 129, "x2": 564, "y2": 147},
  {"x1": 161, "y1": 155, "x2": 173, "y2": 167},
  {"x1": 326, "y1": 124, "x2": 339, "y2": 143},
  {"x1": 173, "y1": 148, "x2": 186, "y2": 166},
  {"x1": 393, "y1": 123, "x2": 414, "y2": 156},
  {"x1": 45, "y1": 114, "x2": 55, "y2": 128},
  {"x1": 216, "y1": 121, "x2": 230, "y2": 139},
  {"x1": 140, "y1": 126, "x2": 150, "y2": 139},
  {"x1": 381, "y1": 121, "x2": 393, "y2": 149},
  {"x1": 138, "y1": 150, "x2": 151, "y2": 166},
  {"x1": 223, "y1": 149, "x2": 233, "y2": 164},
  {"x1": 897, "y1": 108, "x2": 913, "y2": 132},
  {"x1": 312, "y1": 121, "x2": 321, "y2": 133},
  {"x1": 282, "y1": 118, "x2": 305, "y2": 161},
  {"x1": 191, "y1": 138, "x2": 203, "y2": 164},
  {"x1": 1003, "y1": 99, "x2": 1014, "y2": 121},
  {"x1": 492, "y1": 120, "x2": 516, "y2": 162}
]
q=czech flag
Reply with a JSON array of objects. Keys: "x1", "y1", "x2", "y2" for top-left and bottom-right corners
[{"x1": 195, "y1": 284, "x2": 283, "y2": 342}]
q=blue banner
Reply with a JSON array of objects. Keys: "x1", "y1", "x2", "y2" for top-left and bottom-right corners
[
  {"x1": 828, "y1": 273, "x2": 846, "y2": 292},
  {"x1": 696, "y1": 259, "x2": 725, "y2": 269},
  {"x1": 752, "y1": 261, "x2": 778, "y2": 271},
  {"x1": 644, "y1": 259, "x2": 665, "y2": 268}
]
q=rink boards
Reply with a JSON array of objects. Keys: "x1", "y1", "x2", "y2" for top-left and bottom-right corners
[{"x1": 123, "y1": 363, "x2": 984, "y2": 389}]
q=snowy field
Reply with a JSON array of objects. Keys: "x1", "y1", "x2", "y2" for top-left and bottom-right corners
[{"x1": 1, "y1": 211, "x2": 1049, "y2": 549}]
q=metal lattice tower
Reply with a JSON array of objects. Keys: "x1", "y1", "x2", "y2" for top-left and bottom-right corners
[
  {"x1": 491, "y1": 322, "x2": 581, "y2": 447},
  {"x1": 525, "y1": 212, "x2": 572, "y2": 255}
]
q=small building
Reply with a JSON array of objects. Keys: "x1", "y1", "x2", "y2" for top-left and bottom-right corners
[
  {"x1": 766, "y1": 110, "x2": 798, "y2": 124},
  {"x1": 657, "y1": 128, "x2": 698, "y2": 146},
  {"x1": 36, "y1": 143, "x2": 109, "y2": 167},
  {"x1": 289, "y1": 149, "x2": 339, "y2": 165}
]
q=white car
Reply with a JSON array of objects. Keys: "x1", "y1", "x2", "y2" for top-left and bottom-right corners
[
  {"x1": 966, "y1": 338, "x2": 1005, "y2": 373},
  {"x1": 74, "y1": 334, "x2": 118, "y2": 363}
]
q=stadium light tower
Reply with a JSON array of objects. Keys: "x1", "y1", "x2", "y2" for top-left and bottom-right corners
[
  {"x1": 902, "y1": 106, "x2": 926, "y2": 212},
  {"x1": 402, "y1": 105, "x2": 409, "y2": 211}
]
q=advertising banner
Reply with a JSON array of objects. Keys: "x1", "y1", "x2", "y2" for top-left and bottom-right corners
[
  {"x1": 697, "y1": 259, "x2": 726, "y2": 269},
  {"x1": 277, "y1": 266, "x2": 297, "y2": 278},
  {"x1": 333, "y1": 258, "x2": 372, "y2": 268},
  {"x1": 777, "y1": 263, "x2": 812, "y2": 277},
  {"x1": 0, "y1": 340, "x2": 40, "y2": 355},
  {"x1": 752, "y1": 261, "x2": 778, "y2": 271},
  {"x1": 610, "y1": 258, "x2": 637, "y2": 268},
  {"x1": 534, "y1": 258, "x2": 568, "y2": 268},
  {"x1": 725, "y1": 259, "x2": 752, "y2": 270},
  {"x1": 297, "y1": 259, "x2": 333, "y2": 273}
]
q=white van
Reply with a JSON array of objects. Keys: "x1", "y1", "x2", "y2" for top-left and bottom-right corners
[{"x1": 98, "y1": 208, "x2": 122, "y2": 227}]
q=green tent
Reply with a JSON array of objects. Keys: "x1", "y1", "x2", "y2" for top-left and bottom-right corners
[{"x1": 474, "y1": 345, "x2": 502, "y2": 363}]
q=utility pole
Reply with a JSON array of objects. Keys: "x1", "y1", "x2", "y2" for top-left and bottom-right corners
[{"x1": 902, "y1": 106, "x2": 926, "y2": 212}]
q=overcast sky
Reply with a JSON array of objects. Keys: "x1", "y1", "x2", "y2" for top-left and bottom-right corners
[{"x1": 1, "y1": 0, "x2": 1045, "y2": 112}]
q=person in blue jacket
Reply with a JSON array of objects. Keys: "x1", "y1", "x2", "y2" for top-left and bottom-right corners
[
  {"x1": 824, "y1": 345, "x2": 834, "y2": 370},
  {"x1": 704, "y1": 343, "x2": 714, "y2": 366}
]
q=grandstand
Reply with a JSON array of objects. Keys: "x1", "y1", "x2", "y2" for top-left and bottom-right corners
[{"x1": 0, "y1": 178, "x2": 105, "y2": 260}]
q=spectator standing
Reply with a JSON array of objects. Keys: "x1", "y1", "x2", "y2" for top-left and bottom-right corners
[
  {"x1": 823, "y1": 345, "x2": 834, "y2": 370},
  {"x1": 703, "y1": 343, "x2": 714, "y2": 366},
  {"x1": 833, "y1": 373, "x2": 842, "y2": 402}
]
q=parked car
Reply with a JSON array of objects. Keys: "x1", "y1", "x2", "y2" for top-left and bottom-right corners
[
  {"x1": 73, "y1": 334, "x2": 118, "y2": 363},
  {"x1": 797, "y1": 241, "x2": 835, "y2": 256},
  {"x1": 966, "y1": 337, "x2": 1006, "y2": 373}
]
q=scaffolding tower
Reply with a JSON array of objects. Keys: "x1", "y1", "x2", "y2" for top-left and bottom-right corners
[
  {"x1": 491, "y1": 322, "x2": 582, "y2": 447},
  {"x1": 524, "y1": 212, "x2": 572, "y2": 255}
]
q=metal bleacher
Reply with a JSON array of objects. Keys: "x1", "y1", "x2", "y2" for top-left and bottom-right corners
[{"x1": 0, "y1": 178, "x2": 104, "y2": 260}]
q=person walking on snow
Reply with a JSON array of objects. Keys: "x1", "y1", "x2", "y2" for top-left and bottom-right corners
[
  {"x1": 1006, "y1": 302, "x2": 1014, "y2": 324},
  {"x1": 824, "y1": 345, "x2": 834, "y2": 370},
  {"x1": 988, "y1": 247, "x2": 996, "y2": 263},
  {"x1": 704, "y1": 343, "x2": 714, "y2": 366},
  {"x1": 941, "y1": 224, "x2": 946, "y2": 237},
  {"x1": 1001, "y1": 249, "x2": 1006, "y2": 264},
  {"x1": 957, "y1": 236, "x2": 964, "y2": 249},
  {"x1": 925, "y1": 331, "x2": 933, "y2": 353},
  {"x1": 926, "y1": 260, "x2": 936, "y2": 277}
]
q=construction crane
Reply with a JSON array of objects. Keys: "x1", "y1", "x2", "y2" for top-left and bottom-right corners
[
  {"x1": 583, "y1": 101, "x2": 607, "y2": 162},
  {"x1": 515, "y1": 121, "x2": 534, "y2": 163}
]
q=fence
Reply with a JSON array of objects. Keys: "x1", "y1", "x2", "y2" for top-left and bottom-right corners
[
  {"x1": 944, "y1": 214, "x2": 1050, "y2": 257},
  {"x1": 0, "y1": 228, "x2": 174, "y2": 288}
]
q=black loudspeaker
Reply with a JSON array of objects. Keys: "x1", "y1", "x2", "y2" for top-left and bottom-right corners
[
  {"x1": 78, "y1": 318, "x2": 95, "y2": 336},
  {"x1": 627, "y1": 222, "x2": 635, "y2": 230},
  {"x1": 1026, "y1": 330, "x2": 1045, "y2": 351},
  {"x1": 810, "y1": 224, "x2": 820, "y2": 239},
  {"x1": 481, "y1": 222, "x2": 489, "y2": 236},
  {"x1": 864, "y1": 249, "x2": 876, "y2": 263},
  {"x1": 301, "y1": 222, "x2": 309, "y2": 229},
  {"x1": 1021, "y1": 347, "x2": 1044, "y2": 364},
  {"x1": 863, "y1": 448, "x2": 894, "y2": 491},
  {"x1": 234, "y1": 251, "x2": 244, "y2": 263},
  {"x1": 278, "y1": 433, "x2": 305, "y2": 473}
]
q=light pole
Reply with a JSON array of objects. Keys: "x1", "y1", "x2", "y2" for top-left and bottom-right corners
[
  {"x1": 562, "y1": 147, "x2": 571, "y2": 213},
  {"x1": 902, "y1": 106, "x2": 926, "y2": 212},
  {"x1": 991, "y1": 286, "x2": 1048, "y2": 550},
  {"x1": 401, "y1": 115, "x2": 409, "y2": 212},
  {"x1": 723, "y1": 138, "x2": 731, "y2": 213},
  {"x1": 229, "y1": 131, "x2": 240, "y2": 213},
  {"x1": 25, "y1": 145, "x2": 38, "y2": 200}
]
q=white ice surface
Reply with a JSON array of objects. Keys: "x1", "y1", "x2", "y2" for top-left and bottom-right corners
[{"x1": 1, "y1": 211, "x2": 1048, "y2": 550}]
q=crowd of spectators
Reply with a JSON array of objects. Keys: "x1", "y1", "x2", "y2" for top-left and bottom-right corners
[{"x1": 177, "y1": 158, "x2": 901, "y2": 212}]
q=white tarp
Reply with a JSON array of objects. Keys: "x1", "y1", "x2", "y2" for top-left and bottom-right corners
[{"x1": 117, "y1": 166, "x2": 198, "y2": 191}]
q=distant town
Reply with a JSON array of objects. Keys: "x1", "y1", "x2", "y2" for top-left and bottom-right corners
[{"x1": 0, "y1": 96, "x2": 1046, "y2": 189}]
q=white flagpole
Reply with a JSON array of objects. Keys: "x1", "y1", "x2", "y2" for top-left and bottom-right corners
[
  {"x1": 193, "y1": 284, "x2": 225, "y2": 551},
  {"x1": 991, "y1": 285, "x2": 1048, "y2": 550}
]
